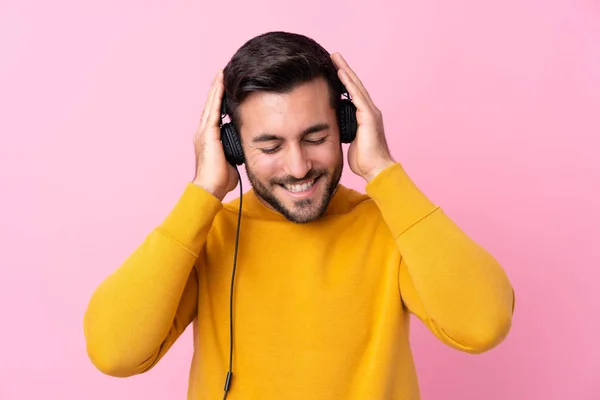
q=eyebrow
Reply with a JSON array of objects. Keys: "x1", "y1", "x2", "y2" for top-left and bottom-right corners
[{"x1": 252, "y1": 123, "x2": 330, "y2": 143}]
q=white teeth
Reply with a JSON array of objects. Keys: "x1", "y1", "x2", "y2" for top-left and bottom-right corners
[{"x1": 285, "y1": 179, "x2": 315, "y2": 193}]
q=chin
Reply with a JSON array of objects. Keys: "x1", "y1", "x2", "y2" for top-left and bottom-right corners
[
  {"x1": 246, "y1": 159, "x2": 343, "y2": 224},
  {"x1": 274, "y1": 177, "x2": 328, "y2": 223}
]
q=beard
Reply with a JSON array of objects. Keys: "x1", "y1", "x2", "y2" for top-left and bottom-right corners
[{"x1": 246, "y1": 156, "x2": 344, "y2": 224}]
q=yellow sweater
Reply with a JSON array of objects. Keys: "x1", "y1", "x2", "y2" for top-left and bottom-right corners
[{"x1": 84, "y1": 163, "x2": 514, "y2": 399}]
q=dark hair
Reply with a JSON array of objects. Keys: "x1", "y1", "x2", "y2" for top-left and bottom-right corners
[{"x1": 222, "y1": 31, "x2": 343, "y2": 133}]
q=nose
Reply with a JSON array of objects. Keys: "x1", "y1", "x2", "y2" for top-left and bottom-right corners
[{"x1": 284, "y1": 144, "x2": 312, "y2": 179}]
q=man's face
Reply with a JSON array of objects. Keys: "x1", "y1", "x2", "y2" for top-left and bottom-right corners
[{"x1": 238, "y1": 77, "x2": 343, "y2": 224}]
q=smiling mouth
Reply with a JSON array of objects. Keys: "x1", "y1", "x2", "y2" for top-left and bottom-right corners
[{"x1": 278, "y1": 176, "x2": 321, "y2": 194}]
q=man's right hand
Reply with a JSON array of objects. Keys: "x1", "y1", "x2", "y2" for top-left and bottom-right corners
[{"x1": 191, "y1": 70, "x2": 239, "y2": 201}]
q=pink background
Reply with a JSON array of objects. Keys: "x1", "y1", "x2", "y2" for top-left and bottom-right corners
[{"x1": 1, "y1": 0, "x2": 599, "y2": 399}]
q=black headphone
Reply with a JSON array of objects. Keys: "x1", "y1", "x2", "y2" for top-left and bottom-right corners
[
  {"x1": 219, "y1": 82, "x2": 358, "y2": 399},
  {"x1": 219, "y1": 85, "x2": 358, "y2": 166}
]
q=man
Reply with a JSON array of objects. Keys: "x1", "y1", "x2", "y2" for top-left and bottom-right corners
[{"x1": 84, "y1": 31, "x2": 515, "y2": 399}]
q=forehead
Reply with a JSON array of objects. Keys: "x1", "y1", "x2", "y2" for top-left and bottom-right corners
[{"x1": 237, "y1": 78, "x2": 334, "y2": 140}]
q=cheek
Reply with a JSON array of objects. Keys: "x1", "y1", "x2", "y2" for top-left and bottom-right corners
[
  {"x1": 247, "y1": 152, "x2": 281, "y2": 178},
  {"x1": 310, "y1": 143, "x2": 341, "y2": 167}
]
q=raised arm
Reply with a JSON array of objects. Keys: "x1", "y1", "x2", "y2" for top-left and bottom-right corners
[
  {"x1": 366, "y1": 163, "x2": 515, "y2": 353},
  {"x1": 84, "y1": 69, "x2": 239, "y2": 376},
  {"x1": 83, "y1": 184, "x2": 223, "y2": 376},
  {"x1": 331, "y1": 52, "x2": 514, "y2": 353}
]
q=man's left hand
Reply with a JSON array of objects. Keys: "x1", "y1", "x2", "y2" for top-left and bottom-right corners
[{"x1": 331, "y1": 52, "x2": 395, "y2": 183}]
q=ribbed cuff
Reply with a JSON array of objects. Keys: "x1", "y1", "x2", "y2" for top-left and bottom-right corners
[{"x1": 365, "y1": 163, "x2": 438, "y2": 238}]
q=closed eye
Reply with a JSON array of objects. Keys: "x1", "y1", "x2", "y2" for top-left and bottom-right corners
[
  {"x1": 304, "y1": 137, "x2": 327, "y2": 145},
  {"x1": 259, "y1": 136, "x2": 327, "y2": 154},
  {"x1": 260, "y1": 145, "x2": 281, "y2": 154}
]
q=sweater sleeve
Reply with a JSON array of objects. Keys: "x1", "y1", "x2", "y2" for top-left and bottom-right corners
[
  {"x1": 365, "y1": 163, "x2": 515, "y2": 354},
  {"x1": 83, "y1": 183, "x2": 223, "y2": 377}
]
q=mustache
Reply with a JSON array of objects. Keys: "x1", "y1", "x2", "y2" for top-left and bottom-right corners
[{"x1": 270, "y1": 169, "x2": 327, "y2": 186}]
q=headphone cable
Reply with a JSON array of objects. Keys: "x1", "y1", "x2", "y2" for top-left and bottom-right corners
[{"x1": 223, "y1": 167, "x2": 242, "y2": 400}]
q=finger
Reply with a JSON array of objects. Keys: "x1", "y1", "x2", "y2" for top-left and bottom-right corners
[
  {"x1": 337, "y1": 68, "x2": 373, "y2": 112},
  {"x1": 331, "y1": 53, "x2": 374, "y2": 107},
  {"x1": 206, "y1": 70, "x2": 224, "y2": 128},
  {"x1": 332, "y1": 53, "x2": 367, "y2": 93},
  {"x1": 200, "y1": 72, "x2": 219, "y2": 128},
  {"x1": 199, "y1": 71, "x2": 220, "y2": 129}
]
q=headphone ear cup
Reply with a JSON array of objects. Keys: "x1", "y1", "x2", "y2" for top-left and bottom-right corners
[
  {"x1": 338, "y1": 99, "x2": 357, "y2": 143},
  {"x1": 220, "y1": 122, "x2": 245, "y2": 166}
]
